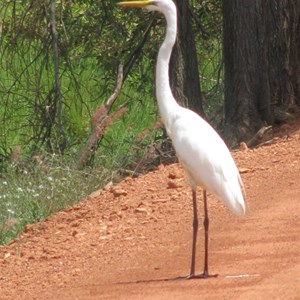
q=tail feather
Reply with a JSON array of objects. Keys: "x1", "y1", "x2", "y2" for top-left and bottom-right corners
[{"x1": 235, "y1": 174, "x2": 246, "y2": 216}]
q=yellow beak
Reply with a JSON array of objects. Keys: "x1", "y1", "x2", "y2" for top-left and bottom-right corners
[{"x1": 117, "y1": 1, "x2": 153, "y2": 8}]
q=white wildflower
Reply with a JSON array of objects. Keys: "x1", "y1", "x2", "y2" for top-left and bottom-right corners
[{"x1": 7, "y1": 208, "x2": 15, "y2": 215}]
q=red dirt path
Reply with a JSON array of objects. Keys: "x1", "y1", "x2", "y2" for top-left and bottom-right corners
[{"x1": 1, "y1": 118, "x2": 300, "y2": 299}]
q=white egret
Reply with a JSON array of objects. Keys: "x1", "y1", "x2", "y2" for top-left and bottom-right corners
[{"x1": 118, "y1": 0, "x2": 246, "y2": 279}]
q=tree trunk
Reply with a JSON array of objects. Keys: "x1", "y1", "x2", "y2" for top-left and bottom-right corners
[
  {"x1": 169, "y1": 0, "x2": 205, "y2": 116},
  {"x1": 223, "y1": 0, "x2": 271, "y2": 143},
  {"x1": 267, "y1": 0, "x2": 300, "y2": 109},
  {"x1": 223, "y1": 0, "x2": 300, "y2": 145}
]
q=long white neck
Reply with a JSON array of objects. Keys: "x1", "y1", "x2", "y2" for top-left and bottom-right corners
[{"x1": 155, "y1": 5, "x2": 180, "y2": 132}]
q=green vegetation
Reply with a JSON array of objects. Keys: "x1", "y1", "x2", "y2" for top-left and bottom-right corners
[
  {"x1": 0, "y1": 69, "x2": 160, "y2": 244},
  {"x1": 0, "y1": 94, "x2": 160, "y2": 245},
  {"x1": 0, "y1": 0, "x2": 222, "y2": 245},
  {"x1": 0, "y1": 157, "x2": 101, "y2": 244}
]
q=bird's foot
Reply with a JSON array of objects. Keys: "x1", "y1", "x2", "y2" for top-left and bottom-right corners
[{"x1": 175, "y1": 272, "x2": 218, "y2": 280}]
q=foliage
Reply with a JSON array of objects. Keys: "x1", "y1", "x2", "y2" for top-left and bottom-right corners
[
  {"x1": 0, "y1": 0, "x2": 223, "y2": 244},
  {"x1": 0, "y1": 0, "x2": 154, "y2": 153},
  {"x1": 0, "y1": 0, "x2": 223, "y2": 155},
  {"x1": 0, "y1": 153, "x2": 103, "y2": 244},
  {"x1": 192, "y1": 0, "x2": 224, "y2": 118}
]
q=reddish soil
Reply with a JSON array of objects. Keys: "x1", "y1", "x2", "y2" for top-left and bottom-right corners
[{"x1": 1, "y1": 117, "x2": 300, "y2": 300}]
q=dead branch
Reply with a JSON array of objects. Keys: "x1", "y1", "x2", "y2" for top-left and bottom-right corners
[
  {"x1": 77, "y1": 16, "x2": 156, "y2": 170},
  {"x1": 105, "y1": 64, "x2": 124, "y2": 111},
  {"x1": 246, "y1": 125, "x2": 273, "y2": 148},
  {"x1": 77, "y1": 64, "x2": 124, "y2": 169}
]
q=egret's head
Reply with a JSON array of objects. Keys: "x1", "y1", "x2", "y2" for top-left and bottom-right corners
[{"x1": 117, "y1": 0, "x2": 174, "y2": 13}]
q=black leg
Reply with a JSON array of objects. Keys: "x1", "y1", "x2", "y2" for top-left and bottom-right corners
[
  {"x1": 175, "y1": 189, "x2": 198, "y2": 279},
  {"x1": 202, "y1": 189, "x2": 209, "y2": 277},
  {"x1": 176, "y1": 189, "x2": 217, "y2": 280},
  {"x1": 190, "y1": 189, "x2": 198, "y2": 276},
  {"x1": 193, "y1": 190, "x2": 217, "y2": 278}
]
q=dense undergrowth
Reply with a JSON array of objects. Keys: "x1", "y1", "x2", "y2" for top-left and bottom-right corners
[
  {"x1": 0, "y1": 1, "x2": 223, "y2": 245},
  {"x1": 0, "y1": 62, "x2": 222, "y2": 246},
  {"x1": 0, "y1": 81, "x2": 164, "y2": 244}
]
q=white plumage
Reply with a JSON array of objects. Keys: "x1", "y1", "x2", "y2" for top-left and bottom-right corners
[
  {"x1": 170, "y1": 107, "x2": 245, "y2": 216},
  {"x1": 118, "y1": 0, "x2": 246, "y2": 279}
]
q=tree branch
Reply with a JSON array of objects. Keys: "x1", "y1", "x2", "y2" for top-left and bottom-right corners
[
  {"x1": 77, "y1": 64, "x2": 124, "y2": 169},
  {"x1": 50, "y1": 0, "x2": 66, "y2": 152},
  {"x1": 123, "y1": 16, "x2": 156, "y2": 79}
]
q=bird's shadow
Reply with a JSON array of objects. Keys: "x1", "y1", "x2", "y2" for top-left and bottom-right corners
[
  {"x1": 116, "y1": 277, "x2": 177, "y2": 285},
  {"x1": 116, "y1": 274, "x2": 218, "y2": 285}
]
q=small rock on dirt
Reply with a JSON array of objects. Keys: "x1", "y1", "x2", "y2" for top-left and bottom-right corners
[
  {"x1": 167, "y1": 180, "x2": 181, "y2": 189},
  {"x1": 112, "y1": 188, "x2": 127, "y2": 197},
  {"x1": 134, "y1": 208, "x2": 148, "y2": 214}
]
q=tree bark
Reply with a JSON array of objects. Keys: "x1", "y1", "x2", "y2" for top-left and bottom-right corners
[
  {"x1": 169, "y1": 0, "x2": 205, "y2": 115},
  {"x1": 223, "y1": 0, "x2": 300, "y2": 145},
  {"x1": 223, "y1": 0, "x2": 269, "y2": 143},
  {"x1": 267, "y1": 0, "x2": 300, "y2": 109}
]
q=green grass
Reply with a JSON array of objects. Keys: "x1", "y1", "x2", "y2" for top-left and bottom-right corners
[
  {"x1": 0, "y1": 154, "x2": 111, "y2": 245},
  {"x1": 0, "y1": 110, "x2": 161, "y2": 245},
  {"x1": 0, "y1": 27, "x2": 223, "y2": 247},
  {"x1": 0, "y1": 56, "x2": 160, "y2": 245}
]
